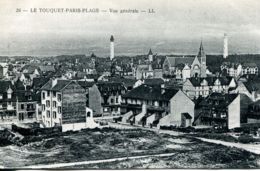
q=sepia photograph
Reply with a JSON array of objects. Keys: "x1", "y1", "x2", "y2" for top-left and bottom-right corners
[{"x1": 0, "y1": 0, "x2": 260, "y2": 169}]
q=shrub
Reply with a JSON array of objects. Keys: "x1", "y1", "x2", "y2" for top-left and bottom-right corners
[{"x1": 238, "y1": 134, "x2": 255, "y2": 144}]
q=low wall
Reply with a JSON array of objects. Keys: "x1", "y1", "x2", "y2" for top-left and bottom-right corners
[
  {"x1": 62, "y1": 122, "x2": 86, "y2": 132},
  {"x1": 12, "y1": 124, "x2": 61, "y2": 136}
]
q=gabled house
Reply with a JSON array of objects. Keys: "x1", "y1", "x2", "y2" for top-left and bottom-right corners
[
  {"x1": 121, "y1": 84, "x2": 194, "y2": 128},
  {"x1": 0, "y1": 80, "x2": 38, "y2": 124},
  {"x1": 194, "y1": 93, "x2": 240, "y2": 129},
  {"x1": 96, "y1": 82, "x2": 126, "y2": 116},
  {"x1": 41, "y1": 79, "x2": 87, "y2": 130},
  {"x1": 242, "y1": 63, "x2": 258, "y2": 75},
  {"x1": 221, "y1": 62, "x2": 258, "y2": 78},
  {"x1": 183, "y1": 76, "x2": 236, "y2": 99}
]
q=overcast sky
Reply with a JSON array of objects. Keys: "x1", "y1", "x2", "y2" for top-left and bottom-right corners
[{"x1": 0, "y1": 0, "x2": 260, "y2": 56}]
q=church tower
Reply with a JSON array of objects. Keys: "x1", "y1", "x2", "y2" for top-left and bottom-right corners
[
  {"x1": 198, "y1": 41, "x2": 207, "y2": 77},
  {"x1": 110, "y1": 35, "x2": 114, "y2": 61},
  {"x1": 148, "y1": 48, "x2": 153, "y2": 62}
]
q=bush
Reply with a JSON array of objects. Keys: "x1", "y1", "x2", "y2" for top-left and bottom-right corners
[
  {"x1": 196, "y1": 133, "x2": 238, "y2": 143},
  {"x1": 238, "y1": 134, "x2": 255, "y2": 144}
]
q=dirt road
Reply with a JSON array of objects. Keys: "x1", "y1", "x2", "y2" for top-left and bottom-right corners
[
  {"x1": 21, "y1": 152, "x2": 176, "y2": 169},
  {"x1": 197, "y1": 137, "x2": 260, "y2": 155}
]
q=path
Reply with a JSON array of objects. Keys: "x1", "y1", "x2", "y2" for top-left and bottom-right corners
[
  {"x1": 20, "y1": 152, "x2": 176, "y2": 169},
  {"x1": 109, "y1": 122, "x2": 260, "y2": 154},
  {"x1": 197, "y1": 137, "x2": 260, "y2": 155}
]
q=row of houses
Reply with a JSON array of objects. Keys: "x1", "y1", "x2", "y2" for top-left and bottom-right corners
[{"x1": 1, "y1": 75, "x2": 260, "y2": 130}]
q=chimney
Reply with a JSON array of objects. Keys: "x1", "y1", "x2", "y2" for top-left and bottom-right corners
[{"x1": 52, "y1": 78, "x2": 58, "y2": 88}]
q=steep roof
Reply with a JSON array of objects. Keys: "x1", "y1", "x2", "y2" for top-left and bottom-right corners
[
  {"x1": 148, "y1": 48, "x2": 153, "y2": 55},
  {"x1": 97, "y1": 81, "x2": 126, "y2": 95},
  {"x1": 32, "y1": 77, "x2": 50, "y2": 91},
  {"x1": 144, "y1": 78, "x2": 164, "y2": 86},
  {"x1": 0, "y1": 81, "x2": 14, "y2": 93},
  {"x1": 21, "y1": 65, "x2": 39, "y2": 74},
  {"x1": 109, "y1": 77, "x2": 137, "y2": 88},
  {"x1": 166, "y1": 56, "x2": 194, "y2": 67},
  {"x1": 198, "y1": 93, "x2": 238, "y2": 108},
  {"x1": 41, "y1": 79, "x2": 72, "y2": 91},
  {"x1": 110, "y1": 35, "x2": 114, "y2": 42},
  {"x1": 137, "y1": 64, "x2": 149, "y2": 71},
  {"x1": 243, "y1": 62, "x2": 257, "y2": 68},
  {"x1": 188, "y1": 76, "x2": 233, "y2": 87},
  {"x1": 197, "y1": 41, "x2": 206, "y2": 57},
  {"x1": 122, "y1": 84, "x2": 179, "y2": 101},
  {"x1": 39, "y1": 65, "x2": 55, "y2": 72},
  {"x1": 77, "y1": 81, "x2": 95, "y2": 89},
  {"x1": 90, "y1": 53, "x2": 97, "y2": 58}
]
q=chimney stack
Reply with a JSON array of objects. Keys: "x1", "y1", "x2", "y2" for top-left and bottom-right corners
[{"x1": 52, "y1": 78, "x2": 58, "y2": 88}]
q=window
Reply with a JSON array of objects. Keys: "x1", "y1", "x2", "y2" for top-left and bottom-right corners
[
  {"x1": 28, "y1": 112, "x2": 33, "y2": 118},
  {"x1": 21, "y1": 104, "x2": 24, "y2": 110},
  {"x1": 58, "y1": 107, "x2": 61, "y2": 114},
  {"x1": 46, "y1": 100, "x2": 50, "y2": 107},
  {"x1": 42, "y1": 104, "x2": 45, "y2": 111},
  {"x1": 53, "y1": 101, "x2": 57, "y2": 108},
  {"x1": 53, "y1": 91, "x2": 56, "y2": 97},
  {"x1": 53, "y1": 111, "x2": 57, "y2": 119},
  {"x1": 116, "y1": 98, "x2": 118, "y2": 103},
  {"x1": 87, "y1": 112, "x2": 91, "y2": 117},
  {"x1": 47, "y1": 91, "x2": 50, "y2": 97},
  {"x1": 27, "y1": 104, "x2": 31, "y2": 109},
  {"x1": 58, "y1": 94, "x2": 62, "y2": 102},
  {"x1": 28, "y1": 95, "x2": 32, "y2": 100},
  {"x1": 111, "y1": 99, "x2": 114, "y2": 104},
  {"x1": 47, "y1": 111, "x2": 50, "y2": 118},
  {"x1": 42, "y1": 92, "x2": 45, "y2": 99},
  {"x1": 8, "y1": 93, "x2": 11, "y2": 99}
]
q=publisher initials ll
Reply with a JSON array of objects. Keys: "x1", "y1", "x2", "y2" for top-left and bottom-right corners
[
  {"x1": 148, "y1": 9, "x2": 155, "y2": 13},
  {"x1": 30, "y1": 8, "x2": 37, "y2": 13}
]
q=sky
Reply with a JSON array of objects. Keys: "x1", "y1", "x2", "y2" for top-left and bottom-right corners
[{"x1": 0, "y1": 0, "x2": 260, "y2": 57}]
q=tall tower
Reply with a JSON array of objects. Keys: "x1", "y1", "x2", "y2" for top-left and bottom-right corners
[
  {"x1": 110, "y1": 35, "x2": 114, "y2": 60},
  {"x1": 198, "y1": 41, "x2": 207, "y2": 77},
  {"x1": 148, "y1": 48, "x2": 153, "y2": 62},
  {"x1": 223, "y1": 33, "x2": 228, "y2": 59}
]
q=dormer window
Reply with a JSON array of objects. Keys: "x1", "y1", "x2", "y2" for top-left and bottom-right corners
[{"x1": 7, "y1": 86, "x2": 13, "y2": 99}]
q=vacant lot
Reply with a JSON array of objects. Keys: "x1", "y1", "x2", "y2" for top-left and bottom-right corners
[{"x1": 0, "y1": 128, "x2": 259, "y2": 169}]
